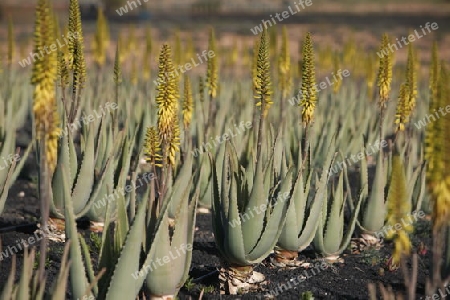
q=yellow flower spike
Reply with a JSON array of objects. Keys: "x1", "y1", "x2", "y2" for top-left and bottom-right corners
[
  {"x1": 377, "y1": 34, "x2": 393, "y2": 107},
  {"x1": 166, "y1": 121, "x2": 181, "y2": 167},
  {"x1": 182, "y1": 75, "x2": 194, "y2": 130},
  {"x1": 144, "y1": 126, "x2": 162, "y2": 168},
  {"x1": 68, "y1": 0, "x2": 84, "y2": 69},
  {"x1": 156, "y1": 45, "x2": 179, "y2": 142},
  {"x1": 394, "y1": 83, "x2": 410, "y2": 132},
  {"x1": 32, "y1": 0, "x2": 59, "y2": 174},
  {"x1": 198, "y1": 76, "x2": 205, "y2": 103},
  {"x1": 251, "y1": 37, "x2": 260, "y2": 93},
  {"x1": 385, "y1": 155, "x2": 412, "y2": 266},
  {"x1": 72, "y1": 37, "x2": 86, "y2": 91},
  {"x1": 254, "y1": 27, "x2": 273, "y2": 118},
  {"x1": 206, "y1": 28, "x2": 218, "y2": 99},
  {"x1": 394, "y1": 43, "x2": 417, "y2": 132},
  {"x1": 406, "y1": 43, "x2": 417, "y2": 112},
  {"x1": 57, "y1": 49, "x2": 70, "y2": 87},
  {"x1": 154, "y1": 44, "x2": 180, "y2": 167},
  {"x1": 299, "y1": 32, "x2": 317, "y2": 127},
  {"x1": 427, "y1": 62, "x2": 450, "y2": 230}
]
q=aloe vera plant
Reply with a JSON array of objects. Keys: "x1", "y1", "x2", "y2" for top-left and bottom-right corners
[
  {"x1": 211, "y1": 142, "x2": 292, "y2": 294},
  {"x1": 50, "y1": 121, "x2": 111, "y2": 219},
  {"x1": 357, "y1": 146, "x2": 387, "y2": 244},
  {"x1": 62, "y1": 163, "x2": 198, "y2": 299},
  {"x1": 313, "y1": 168, "x2": 363, "y2": 260},
  {"x1": 275, "y1": 137, "x2": 335, "y2": 266}
]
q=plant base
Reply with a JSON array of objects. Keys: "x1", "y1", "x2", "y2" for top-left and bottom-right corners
[
  {"x1": 218, "y1": 264, "x2": 265, "y2": 295},
  {"x1": 271, "y1": 248, "x2": 304, "y2": 267},
  {"x1": 351, "y1": 233, "x2": 383, "y2": 253},
  {"x1": 149, "y1": 295, "x2": 175, "y2": 300},
  {"x1": 322, "y1": 254, "x2": 344, "y2": 264}
]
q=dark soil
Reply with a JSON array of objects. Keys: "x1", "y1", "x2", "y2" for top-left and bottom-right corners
[{"x1": 0, "y1": 176, "x2": 433, "y2": 300}]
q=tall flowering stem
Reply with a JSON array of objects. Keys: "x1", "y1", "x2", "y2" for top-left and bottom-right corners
[
  {"x1": 31, "y1": 0, "x2": 60, "y2": 283},
  {"x1": 67, "y1": 0, "x2": 86, "y2": 124},
  {"x1": 254, "y1": 28, "x2": 272, "y2": 162},
  {"x1": 155, "y1": 44, "x2": 180, "y2": 203},
  {"x1": 206, "y1": 28, "x2": 218, "y2": 127},
  {"x1": 377, "y1": 33, "x2": 393, "y2": 142},
  {"x1": 395, "y1": 43, "x2": 417, "y2": 134},
  {"x1": 299, "y1": 32, "x2": 317, "y2": 162}
]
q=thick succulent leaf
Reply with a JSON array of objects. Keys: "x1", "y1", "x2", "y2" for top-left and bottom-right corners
[
  {"x1": 97, "y1": 185, "x2": 116, "y2": 298},
  {"x1": 198, "y1": 154, "x2": 212, "y2": 207},
  {"x1": 323, "y1": 172, "x2": 345, "y2": 254},
  {"x1": 52, "y1": 131, "x2": 71, "y2": 211},
  {"x1": 247, "y1": 169, "x2": 292, "y2": 262},
  {"x1": 0, "y1": 160, "x2": 17, "y2": 215},
  {"x1": 114, "y1": 189, "x2": 129, "y2": 252},
  {"x1": 210, "y1": 153, "x2": 226, "y2": 258},
  {"x1": 79, "y1": 236, "x2": 98, "y2": 296},
  {"x1": 361, "y1": 152, "x2": 386, "y2": 232},
  {"x1": 68, "y1": 130, "x2": 78, "y2": 185},
  {"x1": 63, "y1": 167, "x2": 91, "y2": 300},
  {"x1": 0, "y1": 255, "x2": 16, "y2": 299},
  {"x1": 413, "y1": 161, "x2": 427, "y2": 212},
  {"x1": 241, "y1": 146, "x2": 272, "y2": 252},
  {"x1": 105, "y1": 193, "x2": 148, "y2": 299},
  {"x1": 223, "y1": 156, "x2": 247, "y2": 265},
  {"x1": 312, "y1": 186, "x2": 328, "y2": 254},
  {"x1": 277, "y1": 171, "x2": 302, "y2": 251},
  {"x1": 75, "y1": 157, "x2": 115, "y2": 219},
  {"x1": 146, "y1": 177, "x2": 197, "y2": 296},
  {"x1": 17, "y1": 249, "x2": 32, "y2": 300},
  {"x1": 0, "y1": 129, "x2": 16, "y2": 185},
  {"x1": 360, "y1": 144, "x2": 369, "y2": 200},
  {"x1": 72, "y1": 124, "x2": 96, "y2": 213},
  {"x1": 50, "y1": 243, "x2": 72, "y2": 300},
  {"x1": 168, "y1": 153, "x2": 193, "y2": 217},
  {"x1": 336, "y1": 189, "x2": 365, "y2": 254}
]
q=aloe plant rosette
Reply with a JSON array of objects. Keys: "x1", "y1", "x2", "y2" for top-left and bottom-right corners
[{"x1": 211, "y1": 142, "x2": 292, "y2": 294}]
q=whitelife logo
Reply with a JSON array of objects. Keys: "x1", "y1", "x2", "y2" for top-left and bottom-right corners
[
  {"x1": 154, "y1": 50, "x2": 215, "y2": 87},
  {"x1": 250, "y1": 0, "x2": 313, "y2": 35},
  {"x1": 18, "y1": 32, "x2": 78, "y2": 68},
  {"x1": 376, "y1": 22, "x2": 438, "y2": 58}
]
